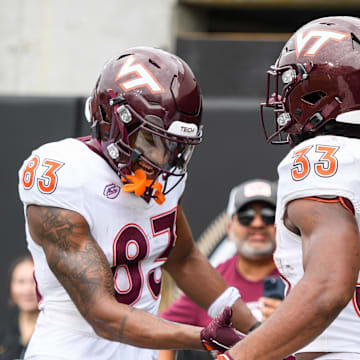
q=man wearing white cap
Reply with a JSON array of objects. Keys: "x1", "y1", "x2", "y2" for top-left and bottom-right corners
[{"x1": 226, "y1": 179, "x2": 278, "y2": 268}]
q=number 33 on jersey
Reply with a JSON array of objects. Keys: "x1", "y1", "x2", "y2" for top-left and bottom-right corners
[
  {"x1": 291, "y1": 144, "x2": 338, "y2": 181},
  {"x1": 278, "y1": 135, "x2": 360, "y2": 205}
]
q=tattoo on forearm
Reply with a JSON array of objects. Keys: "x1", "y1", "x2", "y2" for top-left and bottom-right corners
[
  {"x1": 29, "y1": 206, "x2": 114, "y2": 316},
  {"x1": 119, "y1": 307, "x2": 135, "y2": 340}
]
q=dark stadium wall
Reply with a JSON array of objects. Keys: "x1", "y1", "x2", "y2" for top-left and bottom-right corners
[{"x1": 0, "y1": 96, "x2": 83, "y2": 317}]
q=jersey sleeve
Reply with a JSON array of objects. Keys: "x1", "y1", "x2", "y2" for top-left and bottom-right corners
[
  {"x1": 277, "y1": 135, "x2": 360, "y2": 212},
  {"x1": 18, "y1": 139, "x2": 93, "y2": 229}
]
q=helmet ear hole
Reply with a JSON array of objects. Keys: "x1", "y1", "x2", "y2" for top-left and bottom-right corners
[
  {"x1": 99, "y1": 105, "x2": 110, "y2": 124},
  {"x1": 97, "y1": 104, "x2": 111, "y2": 140},
  {"x1": 301, "y1": 91, "x2": 327, "y2": 105}
]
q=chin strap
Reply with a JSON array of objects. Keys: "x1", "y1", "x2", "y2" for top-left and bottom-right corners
[{"x1": 121, "y1": 169, "x2": 165, "y2": 205}]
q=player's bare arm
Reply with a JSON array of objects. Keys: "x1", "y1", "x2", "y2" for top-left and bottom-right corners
[
  {"x1": 226, "y1": 198, "x2": 360, "y2": 360},
  {"x1": 27, "y1": 204, "x2": 203, "y2": 350},
  {"x1": 27, "y1": 204, "x2": 114, "y2": 315},
  {"x1": 164, "y1": 204, "x2": 257, "y2": 332}
]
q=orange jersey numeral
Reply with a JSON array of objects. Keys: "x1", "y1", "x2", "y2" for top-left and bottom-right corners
[
  {"x1": 291, "y1": 146, "x2": 312, "y2": 181},
  {"x1": 291, "y1": 144, "x2": 339, "y2": 181},
  {"x1": 314, "y1": 145, "x2": 339, "y2": 177},
  {"x1": 22, "y1": 156, "x2": 40, "y2": 189},
  {"x1": 22, "y1": 157, "x2": 64, "y2": 194}
]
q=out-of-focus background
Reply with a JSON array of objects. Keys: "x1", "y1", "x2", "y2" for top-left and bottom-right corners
[{"x1": 1, "y1": 0, "x2": 360, "y2": 315}]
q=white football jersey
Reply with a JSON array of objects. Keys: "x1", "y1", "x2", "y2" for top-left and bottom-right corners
[
  {"x1": 275, "y1": 135, "x2": 360, "y2": 353},
  {"x1": 18, "y1": 138, "x2": 187, "y2": 360}
]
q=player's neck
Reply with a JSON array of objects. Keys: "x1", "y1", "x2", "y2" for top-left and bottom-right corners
[
  {"x1": 236, "y1": 254, "x2": 276, "y2": 282},
  {"x1": 18, "y1": 309, "x2": 38, "y2": 345},
  {"x1": 18, "y1": 308, "x2": 39, "y2": 324}
]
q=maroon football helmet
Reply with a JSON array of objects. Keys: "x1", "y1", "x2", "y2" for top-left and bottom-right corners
[
  {"x1": 261, "y1": 16, "x2": 360, "y2": 145},
  {"x1": 86, "y1": 46, "x2": 202, "y2": 191}
]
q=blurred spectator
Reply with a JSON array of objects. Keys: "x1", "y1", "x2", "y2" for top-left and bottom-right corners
[
  {"x1": 158, "y1": 179, "x2": 284, "y2": 360},
  {"x1": 0, "y1": 254, "x2": 39, "y2": 360}
]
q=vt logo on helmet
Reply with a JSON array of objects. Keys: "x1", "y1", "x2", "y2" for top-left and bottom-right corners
[
  {"x1": 115, "y1": 55, "x2": 165, "y2": 94},
  {"x1": 295, "y1": 30, "x2": 350, "y2": 57},
  {"x1": 86, "y1": 46, "x2": 203, "y2": 203}
]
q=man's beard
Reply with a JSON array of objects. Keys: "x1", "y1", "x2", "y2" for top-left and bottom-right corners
[{"x1": 230, "y1": 229, "x2": 275, "y2": 260}]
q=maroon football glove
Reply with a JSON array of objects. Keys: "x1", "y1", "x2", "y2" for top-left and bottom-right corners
[{"x1": 200, "y1": 306, "x2": 245, "y2": 354}]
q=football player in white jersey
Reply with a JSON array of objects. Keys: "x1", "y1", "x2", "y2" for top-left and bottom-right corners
[
  {"x1": 18, "y1": 47, "x2": 258, "y2": 360},
  {"x1": 205, "y1": 16, "x2": 360, "y2": 360}
]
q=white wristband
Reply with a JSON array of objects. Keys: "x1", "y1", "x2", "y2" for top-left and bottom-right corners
[{"x1": 208, "y1": 286, "x2": 241, "y2": 319}]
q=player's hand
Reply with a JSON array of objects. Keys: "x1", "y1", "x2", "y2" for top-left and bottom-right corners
[
  {"x1": 259, "y1": 297, "x2": 282, "y2": 321},
  {"x1": 200, "y1": 306, "x2": 245, "y2": 355}
]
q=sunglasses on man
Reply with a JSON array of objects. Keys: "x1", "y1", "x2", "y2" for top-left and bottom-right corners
[{"x1": 236, "y1": 207, "x2": 275, "y2": 226}]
